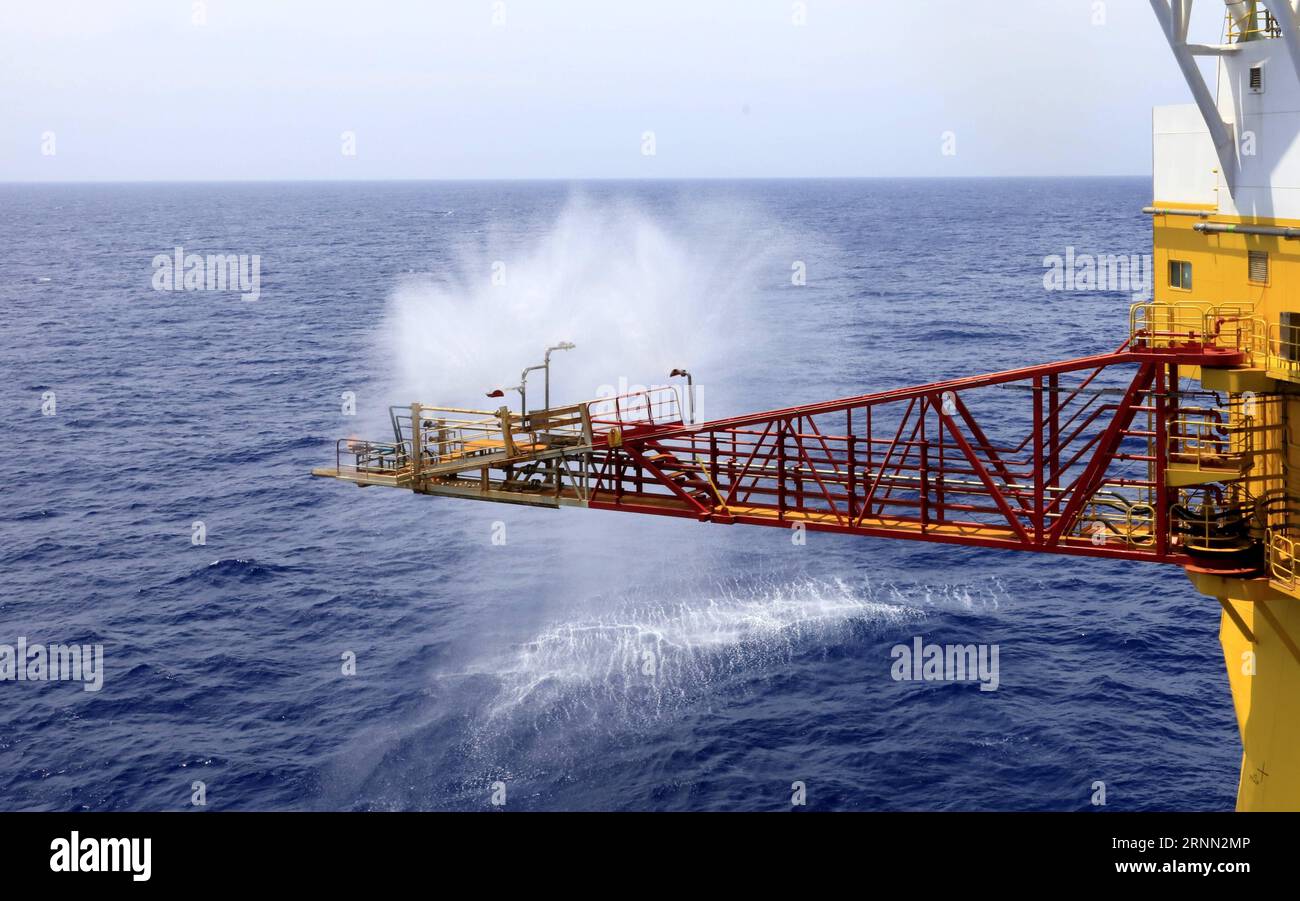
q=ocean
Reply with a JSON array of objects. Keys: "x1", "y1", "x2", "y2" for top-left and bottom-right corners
[{"x1": 0, "y1": 177, "x2": 1239, "y2": 811}]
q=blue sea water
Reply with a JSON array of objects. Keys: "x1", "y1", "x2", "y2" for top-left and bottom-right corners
[{"x1": 0, "y1": 177, "x2": 1240, "y2": 811}]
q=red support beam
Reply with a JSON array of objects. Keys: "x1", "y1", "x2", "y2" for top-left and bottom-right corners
[
  {"x1": 936, "y1": 394, "x2": 1034, "y2": 546},
  {"x1": 1046, "y1": 362, "x2": 1156, "y2": 546},
  {"x1": 621, "y1": 444, "x2": 712, "y2": 517},
  {"x1": 554, "y1": 344, "x2": 1239, "y2": 569}
]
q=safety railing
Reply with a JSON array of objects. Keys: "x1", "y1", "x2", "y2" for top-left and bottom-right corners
[
  {"x1": 1130, "y1": 301, "x2": 1266, "y2": 365},
  {"x1": 366, "y1": 392, "x2": 681, "y2": 477},
  {"x1": 1208, "y1": 306, "x2": 1267, "y2": 364},
  {"x1": 1267, "y1": 528, "x2": 1297, "y2": 587},
  {"x1": 522, "y1": 402, "x2": 594, "y2": 447},
  {"x1": 1226, "y1": 7, "x2": 1281, "y2": 43},
  {"x1": 1168, "y1": 413, "x2": 1251, "y2": 476},
  {"x1": 333, "y1": 438, "x2": 413, "y2": 478},
  {"x1": 1124, "y1": 502, "x2": 1157, "y2": 547},
  {"x1": 587, "y1": 386, "x2": 683, "y2": 430},
  {"x1": 1174, "y1": 490, "x2": 1254, "y2": 556},
  {"x1": 409, "y1": 406, "x2": 538, "y2": 469},
  {"x1": 1266, "y1": 321, "x2": 1300, "y2": 379},
  {"x1": 1130, "y1": 300, "x2": 1215, "y2": 348},
  {"x1": 1081, "y1": 494, "x2": 1156, "y2": 548}
]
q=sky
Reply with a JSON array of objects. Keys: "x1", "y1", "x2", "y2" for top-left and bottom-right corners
[{"x1": 0, "y1": 0, "x2": 1230, "y2": 181}]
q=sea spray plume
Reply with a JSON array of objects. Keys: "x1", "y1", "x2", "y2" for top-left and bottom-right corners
[
  {"x1": 372, "y1": 194, "x2": 788, "y2": 428},
  {"x1": 473, "y1": 575, "x2": 925, "y2": 732},
  {"x1": 871, "y1": 574, "x2": 1009, "y2": 613},
  {"x1": 470, "y1": 572, "x2": 1013, "y2": 733},
  {"x1": 359, "y1": 194, "x2": 801, "y2": 693},
  {"x1": 314, "y1": 573, "x2": 1010, "y2": 808}
]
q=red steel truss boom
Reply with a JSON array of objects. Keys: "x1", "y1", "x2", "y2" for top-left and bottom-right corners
[{"x1": 315, "y1": 340, "x2": 1255, "y2": 572}]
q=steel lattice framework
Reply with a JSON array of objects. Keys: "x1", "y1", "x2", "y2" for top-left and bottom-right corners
[
  {"x1": 577, "y1": 345, "x2": 1239, "y2": 564},
  {"x1": 315, "y1": 340, "x2": 1251, "y2": 570}
]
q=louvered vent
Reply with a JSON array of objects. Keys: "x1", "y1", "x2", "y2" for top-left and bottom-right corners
[
  {"x1": 1249, "y1": 250, "x2": 1269, "y2": 284},
  {"x1": 1250, "y1": 66, "x2": 1264, "y2": 93}
]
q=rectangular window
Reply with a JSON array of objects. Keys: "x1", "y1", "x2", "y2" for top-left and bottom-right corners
[
  {"x1": 1249, "y1": 250, "x2": 1269, "y2": 285},
  {"x1": 1169, "y1": 259, "x2": 1193, "y2": 290}
]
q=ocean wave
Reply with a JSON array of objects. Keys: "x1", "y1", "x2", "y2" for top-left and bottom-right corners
[{"x1": 165, "y1": 557, "x2": 295, "y2": 587}]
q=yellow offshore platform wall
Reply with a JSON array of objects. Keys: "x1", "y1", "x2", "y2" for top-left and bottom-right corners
[
  {"x1": 1152, "y1": 208, "x2": 1300, "y2": 809},
  {"x1": 1146, "y1": 0, "x2": 1300, "y2": 811}
]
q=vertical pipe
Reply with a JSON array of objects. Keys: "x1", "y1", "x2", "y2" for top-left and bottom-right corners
[
  {"x1": 1033, "y1": 376, "x2": 1044, "y2": 544},
  {"x1": 1048, "y1": 373, "x2": 1061, "y2": 493},
  {"x1": 794, "y1": 416, "x2": 804, "y2": 514},
  {"x1": 920, "y1": 399, "x2": 930, "y2": 533},
  {"x1": 1155, "y1": 365, "x2": 1170, "y2": 556},
  {"x1": 710, "y1": 432, "x2": 719, "y2": 498},
  {"x1": 935, "y1": 399, "x2": 945, "y2": 523},
  {"x1": 1168, "y1": 362, "x2": 1180, "y2": 461},
  {"x1": 848, "y1": 433, "x2": 858, "y2": 522},
  {"x1": 847, "y1": 408, "x2": 857, "y2": 520},
  {"x1": 778, "y1": 419, "x2": 788, "y2": 522},
  {"x1": 867, "y1": 406, "x2": 874, "y2": 475}
]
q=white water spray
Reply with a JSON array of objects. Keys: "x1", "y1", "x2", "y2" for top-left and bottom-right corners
[
  {"x1": 373, "y1": 194, "x2": 787, "y2": 424},
  {"x1": 473, "y1": 575, "x2": 928, "y2": 727}
]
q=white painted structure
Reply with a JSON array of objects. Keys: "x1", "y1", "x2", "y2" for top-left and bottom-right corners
[{"x1": 1151, "y1": 0, "x2": 1300, "y2": 219}]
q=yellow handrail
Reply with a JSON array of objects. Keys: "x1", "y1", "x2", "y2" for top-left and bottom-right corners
[
  {"x1": 1226, "y1": 6, "x2": 1281, "y2": 43},
  {"x1": 1128, "y1": 301, "x2": 1266, "y2": 365},
  {"x1": 1268, "y1": 528, "x2": 1297, "y2": 587},
  {"x1": 1266, "y1": 321, "x2": 1300, "y2": 377}
]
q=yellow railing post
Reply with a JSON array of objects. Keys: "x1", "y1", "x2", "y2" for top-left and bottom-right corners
[{"x1": 410, "y1": 403, "x2": 423, "y2": 480}]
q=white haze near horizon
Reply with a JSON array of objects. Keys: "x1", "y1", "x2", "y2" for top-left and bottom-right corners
[{"x1": 1, "y1": 0, "x2": 1228, "y2": 182}]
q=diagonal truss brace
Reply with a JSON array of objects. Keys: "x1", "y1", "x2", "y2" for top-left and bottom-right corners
[
  {"x1": 1149, "y1": 0, "x2": 1239, "y2": 190},
  {"x1": 1262, "y1": 0, "x2": 1300, "y2": 87}
]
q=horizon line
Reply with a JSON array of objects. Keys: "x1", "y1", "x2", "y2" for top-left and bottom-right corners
[{"x1": 0, "y1": 173, "x2": 1152, "y2": 186}]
